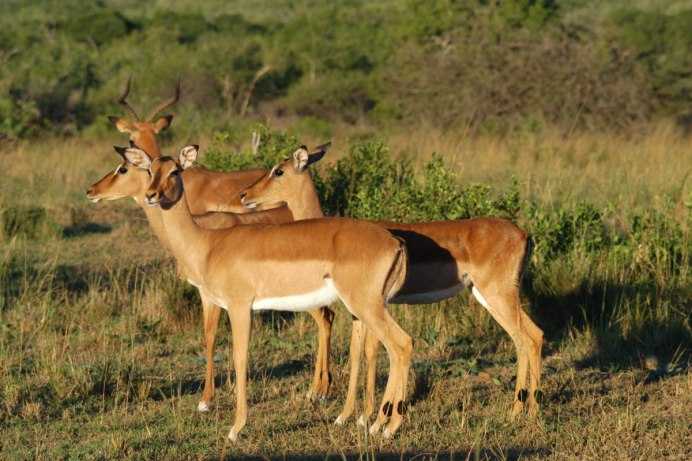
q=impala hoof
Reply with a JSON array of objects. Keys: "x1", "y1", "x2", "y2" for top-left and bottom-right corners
[
  {"x1": 228, "y1": 429, "x2": 240, "y2": 442},
  {"x1": 383, "y1": 423, "x2": 400, "y2": 439},
  {"x1": 197, "y1": 401, "x2": 209, "y2": 412},
  {"x1": 334, "y1": 415, "x2": 345, "y2": 425},
  {"x1": 317, "y1": 394, "x2": 330, "y2": 403},
  {"x1": 358, "y1": 415, "x2": 366, "y2": 427}
]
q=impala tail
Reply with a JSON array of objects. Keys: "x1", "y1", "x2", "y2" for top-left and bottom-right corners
[
  {"x1": 518, "y1": 235, "x2": 533, "y2": 286},
  {"x1": 384, "y1": 239, "x2": 408, "y2": 303}
]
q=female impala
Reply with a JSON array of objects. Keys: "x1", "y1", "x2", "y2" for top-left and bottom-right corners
[
  {"x1": 87, "y1": 144, "x2": 336, "y2": 410},
  {"x1": 99, "y1": 76, "x2": 337, "y2": 404},
  {"x1": 122, "y1": 144, "x2": 413, "y2": 441},
  {"x1": 240, "y1": 147, "x2": 544, "y2": 425}
]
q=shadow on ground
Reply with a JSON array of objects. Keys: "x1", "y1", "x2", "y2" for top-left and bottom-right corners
[
  {"x1": 524, "y1": 274, "x2": 691, "y2": 370},
  {"x1": 208, "y1": 447, "x2": 550, "y2": 461}
]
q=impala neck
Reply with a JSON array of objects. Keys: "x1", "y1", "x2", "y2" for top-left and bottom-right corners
[
  {"x1": 158, "y1": 187, "x2": 217, "y2": 283},
  {"x1": 132, "y1": 192, "x2": 173, "y2": 253},
  {"x1": 133, "y1": 132, "x2": 162, "y2": 158},
  {"x1": 289, "y1": 172, "x2": 325, "y2": 220}
]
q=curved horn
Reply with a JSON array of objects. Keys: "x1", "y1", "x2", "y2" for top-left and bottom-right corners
[
  {"x1": 117, "y1": 74, "x2": 141, "y2": 122},
  {"x1": 145, "y1": 75, "x2": 180, "y2": 122}
]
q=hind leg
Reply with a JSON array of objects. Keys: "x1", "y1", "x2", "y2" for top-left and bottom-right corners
[
  {"x1": 359, "y1": 309, "x2": 412, "y2": 438},
  {"x1": 520, "y1": 309, "x2": 543, "y2": 416},
  {"x1": 380, "y1": 313, "x2": 413, "y2": 438},
  {"x1": 359, "y1": 325, "x2": 381, "y2": 426},
  {"x1": 472, "y1": 286, "x2": 531, "y2": 417}
]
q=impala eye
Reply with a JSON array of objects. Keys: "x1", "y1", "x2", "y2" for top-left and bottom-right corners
[
  {"x1": 118, "y1": 167, "x2": 128, "y2": 174},
  {"x1": 170, "y1": 169, "x2": 179, "y2": 177},
  {"x1": 273, "y1": 168, "x2": 284, "y2": 177}
]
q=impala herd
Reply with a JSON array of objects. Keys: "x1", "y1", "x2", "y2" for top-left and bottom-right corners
[{"x1": 86, "y1": 77, "x2": 543, "y2": 442}]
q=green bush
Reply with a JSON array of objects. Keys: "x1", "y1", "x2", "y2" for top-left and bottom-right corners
[
  {"x1": 65, "y1": 9, "x2": 131, "y2": 47},
  {"x1": 202, "y1": 124, "x2": 302, "y2": 172},
  {"x1": 607, "y1": 8, "x2": 692, "y2": 116},
  {"x1": 148, "y1": 11, "x2": 211, "y2": 44},
  {"x1": 2, "y1": 205, "x2": 52, "y2": 239},
  {"x1": 1, "y1": 0, "x2": 690, "y2": 137},
  {"x1": 0, "y1": 98, "x2": 44, "y2": 140}
]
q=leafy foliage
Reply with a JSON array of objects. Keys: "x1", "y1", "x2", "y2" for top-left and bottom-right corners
[{"x1": 1, "y1": 0, "x2": 690, "y2": 139}]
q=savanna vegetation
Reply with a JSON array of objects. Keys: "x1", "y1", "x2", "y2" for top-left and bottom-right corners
[{"x1": 1, "y1": 0, "x2": 690, "y2": 460}]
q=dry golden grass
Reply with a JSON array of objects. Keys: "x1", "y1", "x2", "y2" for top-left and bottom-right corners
[{"x1": 387, "y1": 123, "x2": 692, "y2": 212}]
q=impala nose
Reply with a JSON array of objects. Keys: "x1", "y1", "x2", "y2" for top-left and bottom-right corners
[{"x1": 86, "y1": 187, "x2": 99, "y2": 202}]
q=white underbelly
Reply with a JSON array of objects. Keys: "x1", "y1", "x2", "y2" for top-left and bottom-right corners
[
  {"x1": 252, "y1": 279, "x2": 340, "y2": 312},
  {"x1": 391, "y1": 284, "x2": 462, "y2": 304}
]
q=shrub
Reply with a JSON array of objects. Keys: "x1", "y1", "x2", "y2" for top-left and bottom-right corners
[
  {"x1": 202, "y1": 124, "x2": 302, "y2": 172},
  {"x1": 606, "y1": 8, "x2": 692, "y2": 117},
  {"x1": 2, "y1": 205, "x2": 52, "y2": 239},
  {"x1": 65, "y1": 9, "x2": 131, "y2": 47}
]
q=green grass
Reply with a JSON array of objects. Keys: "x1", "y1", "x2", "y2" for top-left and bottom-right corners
[{"x1": 0, "y1": 133, "x2": 690, "y2": 459}]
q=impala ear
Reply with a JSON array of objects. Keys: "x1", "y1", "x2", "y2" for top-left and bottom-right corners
[
  {"x1": 179, "y1": 144, "x2": 199, "y2": 169},
  {"x1": 307, "y1": 141, "x2": 331, "y2": 167},
  {"x1": 109, "y1": 116, "x2": 133, "y2": 133},
  {"x1": 113, "y1": 145, "x2": 128, "y2": 162},
  {"x1": 292, "y1": 146, "x2": 310, "y2": 172},
  {"x1": 153, "y1": 115, "x2": 173, "y2": 133},
  {"x1": 122, "y1": 147, "x2": 152, "y2": 170}
]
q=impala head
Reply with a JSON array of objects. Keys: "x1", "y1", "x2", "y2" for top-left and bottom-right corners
[
  {"x1": 240, "y1": 142, "x2": 330, "y2": 209},
  {"x1": 86, "y1": 145, "x2": 153, "y2": 203},
  {"x1": 108, "y1": 74, "x2": 180, "y2": 156},
  {"x1": 124, "y1": 145, "x2": 199, "y2": 210}
]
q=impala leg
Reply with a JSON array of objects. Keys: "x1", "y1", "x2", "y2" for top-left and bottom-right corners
[
  {"x1": 320, "y1": 307, "x2": 335, "y2": 398},
  {"x1": 380, "y1": 314, "x2": 413, "y2": 438},
  {"x1": 335, "y1": 318, "x2": 365, "y2": 425},
  {"x1": 360, "y1": 325, "x2": 381, "y2": 426},
  {"x1": 306, "y1": 306, "x2": 334, "y2": 401},
  {"x1": 360, "y1": 309, "x2": 412, "y2": 438},
  {"x1": 198, "y1": 293, "x2": 222, "y2": 412},
  {"x1": 520, "y1": 309, "x2": 543, "y2": 417},
  {"x1": 227, "y1": 306, "x2": 252, "y2": 442},
  {"x1": 474, "y1": 287, "x2": 530, "y2": 418}
]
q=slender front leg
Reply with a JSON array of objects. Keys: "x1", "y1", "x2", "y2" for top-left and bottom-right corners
[
  {"x1": 228, "y1": 306, "x2": 252, "y2": 442},
  {"x1": 335, "y1": 318, "x2": 364, "y2": 424},
  {"x1": 199, "y1": 292, "x2": 222, "y2": 412},
  {"x1": 306, "y1": 306, "x2": 335, "y2": 400}
]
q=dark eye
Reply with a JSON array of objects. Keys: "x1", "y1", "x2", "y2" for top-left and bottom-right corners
[
  {"x1": 170, "y1": 169, "x2": 179, "y2": 177},
  {"x1": 118, "y1": 167, "x2": 128, "y2": 174},
  {"x1": 273, "y1": 168, "x2": 284, "y2": 177}
]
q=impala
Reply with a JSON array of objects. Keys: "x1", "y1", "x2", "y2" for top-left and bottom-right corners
[
  {"x1": 240, "y1": 147, "x2": 544, "y2": 425},
  {"x1": 122, "y1": 144, "x2": 414, "y2": 440},
  {"x1": 87, "y1": 144, "x2": 339, "y2": 410},
  {"x1": 108, "y1": 75, "x2": 266, "y2": 214},
  {"x1": 97, "y1": 76, "x2": 336, "y2": 404}
]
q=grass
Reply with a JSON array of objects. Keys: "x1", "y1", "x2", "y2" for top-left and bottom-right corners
[{"x1": 0, "y1": 130, "x2": 690, "y2": 460}]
